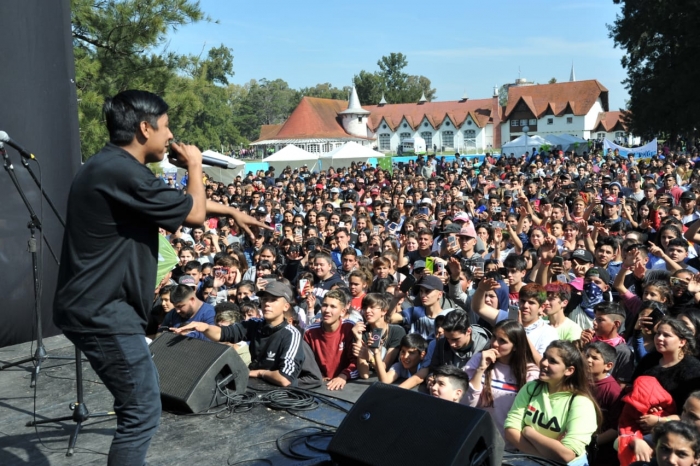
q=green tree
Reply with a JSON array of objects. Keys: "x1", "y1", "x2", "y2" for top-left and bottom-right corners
[
  {"x1": 353, "y1": 53, "x2": 436, "y2": 105},
  {"x1": 548, "y1": 77, "x2": 557, "y2": 84},
  {"x1": 608, "y1": 0, "x2": 700, "y2": 142},
  {"x1": 298, "y1": 83, "x2": 351, "y2": 100},
  {"x1": 233, "y1": 79, "x2": 297, "y2": 141},
  {"x1": 71, "y1": 0, "x2": 211, "y2": 159}
]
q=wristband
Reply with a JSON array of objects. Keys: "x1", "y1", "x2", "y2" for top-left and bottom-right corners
[{"x1": 541, "y1": 260, "x2": 551, "y2": 266}]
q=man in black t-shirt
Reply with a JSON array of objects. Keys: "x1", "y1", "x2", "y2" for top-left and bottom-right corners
[{"x1": 53, "y1": 90, "x2": 268, "y2": 465}]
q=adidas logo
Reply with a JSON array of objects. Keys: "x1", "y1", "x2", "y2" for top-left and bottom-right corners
[{"x1": 266, "y1": 351, "x2": 276, "y2": 360}]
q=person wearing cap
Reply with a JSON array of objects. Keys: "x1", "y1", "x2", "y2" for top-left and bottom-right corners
[
  {"x1": 628, "y1": 174, "x2": 644, "y2": 202},
  {"x1": 453, "y1": 221, "x2": 482, "y2": 263},
  {"x1": 399, "y1": 275, "x2": 452, "y2": 340},
  {"x1": 159, "y1": 284, "x2": 215, "y2": 341},
  {"x1": 174, "y1": 281, "x2": 304, "y2": 387},
  {"x1": 329, "y1": 187, "x2": 342, "y2": 208},
  {"x1": 679, "y1": 190, "x2": 700, "y2": 225}
]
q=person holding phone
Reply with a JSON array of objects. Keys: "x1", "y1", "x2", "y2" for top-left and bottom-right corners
[{"x1": 353, "y1": 293, "x2": 406, "y2": 379}]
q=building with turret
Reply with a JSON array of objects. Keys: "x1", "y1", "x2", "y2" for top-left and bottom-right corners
[{"x1": 251, "y1": 76, "x2": 631, "y2": 153}]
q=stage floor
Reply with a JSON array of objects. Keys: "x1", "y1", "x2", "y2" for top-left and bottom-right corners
[{"x1": 0, "y1": 335, "x2": 370, "y2": 465}]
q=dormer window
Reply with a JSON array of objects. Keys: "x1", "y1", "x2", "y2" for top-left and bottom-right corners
[
  {"x1": 403, "y1": 123, "x2": 408, "y2": 128},
  {"x1": 358, "y1": 117, "x2": 362, "y2": 123},
  {"x1": 445, "y1": 121, "x2": 451, "y2": 127},
  {"x1": 466, "y1": 120, "x2": 472, "y2": 126}
]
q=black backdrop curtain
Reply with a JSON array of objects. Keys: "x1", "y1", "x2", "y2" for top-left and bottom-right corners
[{"x1": 0, "y1": 0, "x2": 81, "y2": 347}]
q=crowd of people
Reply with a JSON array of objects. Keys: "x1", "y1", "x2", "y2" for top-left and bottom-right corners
[{"x1": 158, "y1": 147, "x2": 700, "y2": 466}]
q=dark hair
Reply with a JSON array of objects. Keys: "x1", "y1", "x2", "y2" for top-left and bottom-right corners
[
  {"x1": 169, "y1": 284, "x2": 195, "y2": 304},
  {"x1": 657, "y1": 316, "x2": 697, "y2": 357},
  {"x1": 441, "y1": 310, "x2": 471, "y2": 334},
  {"x1": 503, "y1": 253, "x2": 527, "y2": 271},
  {"x1": 480, "y1": 320, "x2": 536, "y2": 408},
  {"x1": 651, "y1": 421, "x2": 700, "y2": 458},
  {"x1": 103, "y1": 90, "x2": 169, "y2": 146},
  {"x1": 529, "y1": 340, "x2": 602, "y2": 426},
  {"x1": 361, "y1": 292, "x2": 390, "y2": 314},
  {"x1": 519, "y1": 283, "x2": 547, "y2": 305},
  {"x1": 645, "y1": 280, "x2": 674, "y2": 307},
  {"x1": 324, "y1": 289, "x2": 349, "y2": 309},
  {"x1": 400, "y1": 333, "x2": 428, "y2": 353},
  {"x1": 432, "y1": 364, "x2": 469, "y2": 394},
  {"x1": 370, "y1": 277, "x2": 395, "y2": 294},
  {"x1": 184, "y1": 261, "x2": 202, "y2": 273},
  {"x1": 159, "y1": 284, "x2": 177, "y2": 297},
  {"x1": 586, "y1": 341, "x2": 617, "y2": 366},
  {"x1": 667, "y1": 237, "x2": 690, "y2": 251},
  {"x1": 544, "y1": 281, "x2": 572, "y2": 302},
  {"x1": 594, "y1": 301, "x2": 626, "y2": 323}
]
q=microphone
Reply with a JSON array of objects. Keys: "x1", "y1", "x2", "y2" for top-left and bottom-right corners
[
  {"x1": 0, "y1": 131, "x2": 35, "y2": 160},
  {"x1": 202, "y1": 154, "x2": 237, "y2": 169}
]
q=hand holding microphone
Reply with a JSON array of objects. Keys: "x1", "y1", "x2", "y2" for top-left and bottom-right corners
[
  {"x1": 169, "y1": 141, "x2": 237, "y2": 169},
  {"x1": 168, "y1": 141, "x2": 202, "y2": 169}
]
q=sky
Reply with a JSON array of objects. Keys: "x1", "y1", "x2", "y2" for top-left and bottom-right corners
[{"x1": 166, "y1": 0, "x2": 629, "y2": 110}]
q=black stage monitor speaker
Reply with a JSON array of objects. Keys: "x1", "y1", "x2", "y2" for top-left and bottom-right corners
[
  {"x1": 150, "y1": 333, "x2": 249, "y2": 413},
  {"x1": 328, "y1": 382, "x2": 504, "y2": 466}
]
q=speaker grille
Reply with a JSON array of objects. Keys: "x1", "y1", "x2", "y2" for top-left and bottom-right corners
[{"x1": 151, "y1": 333, "x2": 230, "y2": 400}]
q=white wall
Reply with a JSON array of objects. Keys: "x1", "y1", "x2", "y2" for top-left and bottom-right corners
[{"x1": 341, "y1": 113, "x2": 369, "y2": 138}]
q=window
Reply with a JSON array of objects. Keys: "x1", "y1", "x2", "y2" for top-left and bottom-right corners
[
  {"x1": 445, "y1": 121, "x2": 451, "y2": 126},
  {"x1": 464, "y1": 130, "x2": 476, "y2": 148},
  {"x1": 358, "y1": 117, "x2": 362, "y2": 123},
  {"x1": 424, "y1": 122, "x2": 429, "y2": 127},
  {"x1": 529, "y1": 119, "x2": 537, "y2": 126},
  {"x1": 294, "y1": 144, "x2": 305, "y2": 150},
  {"x1": 379, "y1": 134, "x2": 391, "y2": 151},
  {"x1": 421, "y1": 132, "x2": 432, "y2": 147},
  {"x1": 615, "y1": 132, "x2": 625, "y2": 139},
  {"x1": 307, "y1": 144, "x2": 319, "y2": 153},
  {"x1": 566, "y1": 117, "x2": 573, "y2": 124},
  {"x1": 382, "y1": 124, "x2": 387, "y2": 129},
  {"x1": 443, "y1": 131, "x2": 454, "y2": 147},
  {"x1": 597, "y1": 133, "x2": 605, "y2": 140},
  {"x1": 466, "y1": 120, "x2": 472, "y2": 125},
  {"x1": 511, "y1": 120, "x2": 519, "y2": 127},
  {"x1": 403, "y1": 123, "x2": 408, "y2": 128},
  {"x1": 547, "y1": 118, "x2": 553, "y2": 125},
  {"x1": 400, "y1": 132, "x2": 411, "y2": 140},
  {"x1": 520, "y1": 119, "x2": 527, "y2": 126},
  {"x1": 324, "y1": 143, "x2": 333, "y2": 152}
]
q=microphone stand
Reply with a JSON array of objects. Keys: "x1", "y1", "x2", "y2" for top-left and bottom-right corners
[
  {"x1": 2, "y1": 145, "x2": 114, "y2": 455},
  {"x1": 0, "y1": 145, "x2": 68, "y2": 387},
  {"x1": 20, "y1": 156, "x2": 66, "y2": 228}
]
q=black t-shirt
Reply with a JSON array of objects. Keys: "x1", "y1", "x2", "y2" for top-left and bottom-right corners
[{"x1": 53, "y1": 143, "x2": 192, "y2": 335}]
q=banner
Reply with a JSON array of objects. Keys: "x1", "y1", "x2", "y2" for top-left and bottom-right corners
[
  {"x1": 378, "y1": 156, "x2": 393, "y2": 174},
  {"x1": 603, "y1": 138, "x2": 657, "y2": 159}
]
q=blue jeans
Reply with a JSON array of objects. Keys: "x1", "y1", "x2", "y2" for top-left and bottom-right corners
[{"x1": 65, "y1": 332, "x2": 161, "y2": 466}]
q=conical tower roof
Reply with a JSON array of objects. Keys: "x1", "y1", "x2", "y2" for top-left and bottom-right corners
[{"x1": 338, "y1": 86, "x2": 370, "y2": 115}]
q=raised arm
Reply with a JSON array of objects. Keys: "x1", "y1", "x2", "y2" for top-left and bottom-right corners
[{"x1": 471, "y1": 278, "x2": 505, "y2": 325}]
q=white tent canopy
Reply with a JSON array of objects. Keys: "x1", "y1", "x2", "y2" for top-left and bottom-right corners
[
  {"x1": 200, "y1": 150, "x2": 246, "y2": 182},
  {"x1": 501, "y1": 134, "x2": 549, "y2": 157},
  {"x1": 320, "y1": 141, "x2": 384, "y2": 168},
  {"x1": 263, "y1": 144, "x2": 319, "y2": 173},
  {"x1": 543, "y1": 134, "x2": 587, "y2": 154},
  {"x1": 159, "y1": 150, "x2": 246, "y2": 185}
]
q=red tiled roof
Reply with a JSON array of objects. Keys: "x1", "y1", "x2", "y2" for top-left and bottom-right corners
[
  {"x1": 364, "y1": 98, "x2": 498, "y2": 132},
  {"x1": 504, "y1": 80, "x2": 608, "y2": 120},
  {"x1": 593, "y1": 111, "x2": 627, "y2": 132},
  {"x1": 252, "y1": 97, "x2": 371, "y2": 142},
  {"x1": 258, "y1": 124, "x2": 283, "y2": 141}
]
